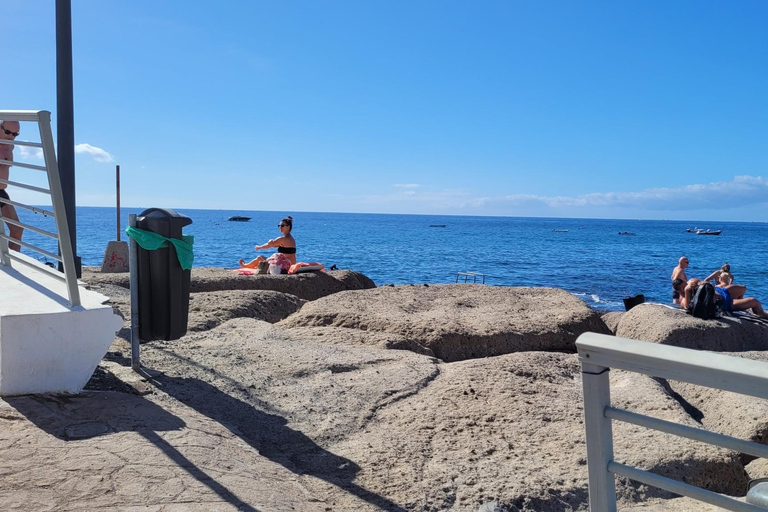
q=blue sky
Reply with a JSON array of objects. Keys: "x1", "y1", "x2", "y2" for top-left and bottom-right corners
[{"x1": 3, "y1": 1, "x2": 768, "y2": 220}]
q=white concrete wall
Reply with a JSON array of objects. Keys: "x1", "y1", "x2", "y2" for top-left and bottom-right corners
[{"x1": 0, "y1": 254, "x2": 123, "y2": 395}]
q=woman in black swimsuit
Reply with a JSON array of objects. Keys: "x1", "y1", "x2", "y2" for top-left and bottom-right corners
[{"x1": 239, "y1": 216, "x2": 296, "y2": 268}]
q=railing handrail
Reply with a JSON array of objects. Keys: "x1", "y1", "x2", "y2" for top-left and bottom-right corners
[
  {"x1": 0, "y1": 109, "x2": 80, "y2": 307},
  {"x1": 578, "y1": 333, "x2": 768, "y2": 400},
  {"x1": 577, "y1": 332, "x2": 768, "y2": 512}
]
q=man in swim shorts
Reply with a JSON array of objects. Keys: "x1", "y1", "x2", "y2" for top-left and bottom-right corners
[
  {"x1": 0, "y1": 120, "x2": 22, "y2": 251},
  {"x1": 671, "y1": 257, "x2": 689, "y2": 304}
]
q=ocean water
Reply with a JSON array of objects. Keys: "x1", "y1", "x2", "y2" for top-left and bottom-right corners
[{"x1": 17, "y1": 206, "x2": 768, "y2": 311}]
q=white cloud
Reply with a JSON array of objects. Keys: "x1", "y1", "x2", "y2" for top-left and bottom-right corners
[
  {"x1": 75, "y1": 143, "x2": 114, "y2": 163},
  {"x1": 18, "y1": 146, "x2": 44, "y2": 160},
  {"x1": 393, "y1": 183, "x2": 419, "y2": 189},
  {"x1": 351, "y1": 175, "x2": 768, "y2": 216},
  {"x1": 482, "y1": 175, "x2": 768, "y2": 211}
]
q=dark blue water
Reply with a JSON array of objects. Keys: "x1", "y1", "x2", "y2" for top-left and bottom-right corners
[{"x1": 18, "y1": 207, "x2": 768, "y2": 311}]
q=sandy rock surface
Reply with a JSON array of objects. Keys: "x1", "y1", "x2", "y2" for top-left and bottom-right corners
[
  {"x1": 7, "y1": 268, "x2": 762, "y2": 510},
  {"x1": 82, "y1": 266, "x2": 375, "y2": 301},
  {"x1": 616, "y1": 304, "x2": 768, "y2": 351},
  {"x1": 280, "y1": 285, "x2": 610, "y2": 362},
  {"x1": 601, "y1": 311, "x2": 624, "y2": 334},
  {"x1": 0, "y1": 391, "x2": 324, "y2": 512},
  {"x1": 662, "y1": 350, "x2": 768, "y2": 454}
]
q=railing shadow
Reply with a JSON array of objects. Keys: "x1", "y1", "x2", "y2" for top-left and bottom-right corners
[
  {"x1": 6, "y1": 391, "x2": 260, "y2": 512},
  {"x1": 153, "y1": 374, "x2": 407, "y2": 512}
]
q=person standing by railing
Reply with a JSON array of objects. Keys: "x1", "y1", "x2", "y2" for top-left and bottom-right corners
[{"x1": 0, "y1": 120, "x2": 23, "y2": 251}]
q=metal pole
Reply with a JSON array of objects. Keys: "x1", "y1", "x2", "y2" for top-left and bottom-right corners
[
  {"x1": 116, "y1": 165, "x2": 121, "y2": 241},
  {"x1": 129, "y1": 214, "x2": 140, "y2": 371},
  {"x1": 56, "y1": 0, "x2": 81, "y2": 277}
]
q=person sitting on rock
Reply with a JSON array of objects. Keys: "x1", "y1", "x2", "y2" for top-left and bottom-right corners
[
  {"x1": 671, "y1": 257, "x2": 689, "y2": 304},
  {"x1": 678, "y1": 278, "x2": 768, "y2": 318},
  {"x1": 704, "y1": 263, "x2": 733, "y2": 286},
  {"x1": 239, "y1": 215, "x2": 296, "y2": 268}
]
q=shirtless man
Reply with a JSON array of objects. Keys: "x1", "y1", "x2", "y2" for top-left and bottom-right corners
[
  {"x1": 671, "y1": 256, "x2": 689, "y2": 304},
  {"x1": 0, "y1": 120, "x2": 22, "y2": 251}
]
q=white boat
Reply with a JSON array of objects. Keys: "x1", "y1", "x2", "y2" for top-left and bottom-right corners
[{"x1": 696, "y1": 229, "x2": 722, "y2": 236}]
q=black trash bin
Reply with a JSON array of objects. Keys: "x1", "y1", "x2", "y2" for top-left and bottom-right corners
[{"x1": 136, "y1": 208, "x2": 193, "y2": 341}]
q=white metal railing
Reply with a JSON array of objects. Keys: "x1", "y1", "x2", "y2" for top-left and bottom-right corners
[
  {"x1": 0, "y1": 110, "x2": 80, "y2": 307},
  {"x1": 577, "y1": 332, "x2": 768, "y2": 512}
]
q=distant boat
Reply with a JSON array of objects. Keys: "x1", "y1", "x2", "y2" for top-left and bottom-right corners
[
  {"x1": 618, "y1": 231, "x2": 636, "y2": 236},
  {"x1": 552, "y1": 229, "x2": 569, "y2": 233},
  {"x1": 696, "y1": 229, "x2": 722, "y2": 236},
  {"x1": 429, "y1": 224, "x2": 447, "y2": 228},
  {"x1": 228, "y1": 216, "x2": 251, "y2": 222}
]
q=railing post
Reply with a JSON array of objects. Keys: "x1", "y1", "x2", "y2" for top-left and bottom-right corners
[
  {"x1": 38, "y1": 110, "x2": 80, "y2": 307},
  {"x1": 581, "y1": 361, "x2": 617, "y2": 512}
]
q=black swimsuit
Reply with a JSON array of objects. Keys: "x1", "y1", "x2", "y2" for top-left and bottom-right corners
[
  {"x1": 277, "y1": 246, "x2": 296, "y2": 254},
  {"x1": 0, "y1": 189, "x2": 9, "y2": 208}
]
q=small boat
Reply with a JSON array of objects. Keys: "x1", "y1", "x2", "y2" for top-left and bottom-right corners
[
  {"x1": 696, "y1": 229, "x2": 722, "y2": 236},
  {"x1": 618, "y1": 231, "x2": 636, "y2": 236},
  {"x1": 228, "y1": 216, "x2": 251, "y2": 222},
  {"x1": 429, "y1": 224, "x2": 447, "y2": 228},
  {"x1": 552, "y1": 229, "x2": 569, "y2": 233}
]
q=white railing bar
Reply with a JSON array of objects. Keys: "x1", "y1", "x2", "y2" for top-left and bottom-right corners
[
  {"x1": 0, "y1": 159, "x2": 48, "y2": 171},
  {"x1": 6, "y1": 252, "x2": 67, "y2": 283},
  {"x1": 577, "y1": 333, "x2": 768, "y2": 400},
  {"x1": 0, "y1": 178, "x2": 51, "y2": 195},
  {"x1": 0, "y1": 198, "x2": 55, "y2": 217},
  {"x1": 0, "y1": 215, "x2": 58, "y2": 239},
  {"x1": 0, "y1": 233, "x2": 63, "y2": 262},
  {"x1": 608, "y1": 462, "x2": 765, "y2": 512},
  {"x1": 0, "y1": 110, "x2": 47, "y2": 122},
  {"x1": 0, "y1": 139, "x2": 43, "y2": 148},
  {"x1": 38, "y1": 110, "x2": 80, "y2": 307},
  {"x1": 605, "y1": 407, "x2": 768, "y2": 459}
]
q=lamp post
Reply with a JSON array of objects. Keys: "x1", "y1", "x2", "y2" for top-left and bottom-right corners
[{"x1": 56, "y1": 0, "x2": 81, "y2": 276}]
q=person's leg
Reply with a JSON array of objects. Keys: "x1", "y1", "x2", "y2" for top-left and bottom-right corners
[
  {"x1": 1, "y1": 203, "x2": 21, "y2": 251},
  {"x1": 732, "y1": 297, "x2": 768, "y2": 318},
  {"x1": 725, "y1": 284, "x2": 746, "y2": 300},
  {"x1": 239, "y1": 255, "x2": 265, "y2": 268}
]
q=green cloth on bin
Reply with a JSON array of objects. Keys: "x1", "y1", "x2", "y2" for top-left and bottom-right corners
[{"x1": 125, "y1": 226, "x2": 194, "y2": 270}]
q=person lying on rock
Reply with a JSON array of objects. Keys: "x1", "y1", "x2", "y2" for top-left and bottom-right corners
[
  {"x1": 677, "y1": 278, "x2": 768, "y2": 318},
  {"x1": 671, "y1": 257, "x2": 689, "y2": 304},
  {"x1": 239, "y1": 215, "x2": 296, "y2": 268},
  {"x1": 704, "y1": 263, "x2": 733, "y2": 286}
]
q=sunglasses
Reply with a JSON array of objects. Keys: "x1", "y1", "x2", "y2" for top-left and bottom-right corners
[
  {"x1": 278, "y1": 224, "x2": 287, "y2": 228},
  {"x1": 1, "y1": 125, "x2": 19, "y2": 137}
]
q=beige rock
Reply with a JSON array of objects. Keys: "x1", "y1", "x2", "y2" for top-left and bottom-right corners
[
  {"x1": 602, "y1": 311, "x2": 624, "y2": 334},
  {"x1": 280, "y1": 285, "x2": 611, "y2": 362},
  {"x1": 616, "y1": 304, "x2": 768, "y2": 351},
  {"x1": 620, "y1": 496, "x2": 746, "y2": 511},
  {"x1": 81, "y1": 266, "x2": 376, "y2": 301},
  {"x1": 187, "y1": 289, "x2": 305, "y2": 330},
  {"x1": 284, "y1": 325, "x2": 436, "y2": 357},
  {"x1": 746, "y1": 457, "x2": 768, "y2": 481},
  {"x1": 326, "y1": 352, "x2": 744, "y2": 511},
  {"x1": 662, "y1": 350, "x2": 768, "y2": 457}
]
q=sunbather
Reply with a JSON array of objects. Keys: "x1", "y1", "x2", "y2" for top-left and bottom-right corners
[
  {"x1": 678, "y1": 278, "x2": 768, "y2": 318},
  {"x1": 704, "y1": 263, "x2": 733, "y2": 286},
  {"x1": 239, "y1": 216, "x2": 296, "y2": 268}
]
